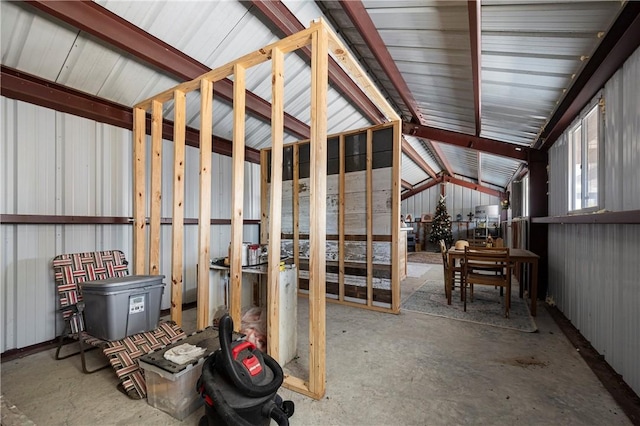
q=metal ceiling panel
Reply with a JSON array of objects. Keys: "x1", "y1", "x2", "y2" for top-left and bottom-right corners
[
  {"x1": 404, "y1": 135, "x2": 443, "y2": 176},
  {"x1": 401, "y1": 153, "x2": 431, "y2": 187},
  {"x1": 478, "y1": 151, "x2": 523, "y2": 189},
  {"x1": 436, "y1": 142, "x2": 477, "y2": 181},
  {"x1": 479, "y1": 0, "x2": 624, "y2": 146},
  {"x1": 1, "y1": 2, "x2": 78, "y2": 82},
  {"x1": 363, "y1": 1, "x2": 476, "y2": 136}
]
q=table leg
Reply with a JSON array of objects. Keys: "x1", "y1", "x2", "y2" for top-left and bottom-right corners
[{"x1": 530, "y1": 258, "x2": 538, "y2": 316}]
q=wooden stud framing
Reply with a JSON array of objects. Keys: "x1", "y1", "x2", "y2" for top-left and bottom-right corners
[
  {"x1": 132, "y1": 107, "x2": 146, "y2": 275},
  {"x1": 306, "y1": 23, "x2": 328, "y2": 399},
  {"x1": 293, "y1": 144, "x2": 300, "y2": 283},
  {"x1": 132, "y1": 19, "x2": 399, "y2": 401},
  {"x1": 366, "y1": 129, "x2": 373, "y2": 306},
  {"x1": 391, "y1": 120, "x2": 402, "y2": 313},
  {"x1": 230, "y1": 64, "x2": 246, "y2": 330},
  {"x1": 149, "y1": 100, "x2": 163, "y2": 276},
  {"x1": 260, "y1": 150, "x2": 269, "y2": 245},
  {"x1": 338, "y1": 134, "x2": 345, "y2": 302},
  {"x1": 171, "y1": 90, "x2": 186, "y2": 326},
  {"x1": 267, "y1": 46, "x2": 285, "y2": 363},
  {"x1": 197, "y1": 78, "x2": 213, "y2": 329}
]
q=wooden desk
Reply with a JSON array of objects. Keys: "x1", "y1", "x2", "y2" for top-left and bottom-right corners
[{"x1": 448, "y1": 247, "x2": 540, "y2": 316}]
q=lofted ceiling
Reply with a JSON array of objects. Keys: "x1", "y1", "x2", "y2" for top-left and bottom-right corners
[{"x1": 1, "y1": 0, "x2": 637, "y2": 200}]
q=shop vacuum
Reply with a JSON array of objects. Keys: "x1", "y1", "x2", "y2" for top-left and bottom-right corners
[{"x1": 197, "y1": 314, "x2": 295, "y2": 426}]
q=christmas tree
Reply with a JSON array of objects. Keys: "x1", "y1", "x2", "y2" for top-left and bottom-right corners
[{"x1": 429, "y1": 194, "x2": 453, "y2": 247}]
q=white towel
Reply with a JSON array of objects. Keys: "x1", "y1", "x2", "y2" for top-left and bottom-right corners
[{"x1": 163, "y1": 343, "x2": 206, "y2": 365}]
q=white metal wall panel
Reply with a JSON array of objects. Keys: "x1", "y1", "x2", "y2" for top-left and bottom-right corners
[
  {"x1": 547, "y1": 224, "x2": 640, "y2": 395},
  {"x1": 401, "y1": 184, "x2": 498, "y2": 232},
  {"x1": 548, "y1": 133, "x2": 568, "y2": 217},
  {"x1": 621, "y1": 49, "x2": 640, "y2": 210},
  {"x1": 546, "y1": 47, "x2": 640, "y2": 395},
  {"x1": 1, "y1": 99, "x2": 262, "y2": 351},
  {"x1": 603, "y1": 68, "x2": 624, "y2": 211},
  {"x1": 1, "y1": 98, "x2": 57, "y2": 215}
]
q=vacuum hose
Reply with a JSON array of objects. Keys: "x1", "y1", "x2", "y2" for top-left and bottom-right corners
[{"x1": 261, "y1": 400, "x2": 290, "y2": 426}]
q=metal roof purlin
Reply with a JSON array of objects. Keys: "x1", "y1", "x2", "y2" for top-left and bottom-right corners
[
  {"x1": 338, "y1": 0, "x2": 419, "y2": 123},
  {"x1": 403, "y1": 122, "x2": 529, "y2": 162},
  {"x1": 27, "y1": 0, "x2": 311, "y2": 139},
  {"x1": 249, "y1": 0, "x2": 387, "y2": 124}
]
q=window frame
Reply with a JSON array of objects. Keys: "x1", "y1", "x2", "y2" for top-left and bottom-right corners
[{"x1": 567, "y1": 96, "x2": 603, "y2": 213}]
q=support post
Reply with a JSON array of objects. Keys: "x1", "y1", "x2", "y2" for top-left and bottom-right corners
[
  {"x1": 149, "y1": 100, "x2": 163, "y2": 276},
  {"x1": 197, "y1": 78, "x2": 213, "y2": 329},
  {"x1": 132, "y1": 107, "x2": 146, "y2": 275},
  {"x1": 308, "y1": 23, "x2": 328, "y2": 399},
  {"x1": 171, "y1": 90, "x2": 186, "y2": 326},
  {"x1": 267, "y1": 46, "x2": 285, "y2": 362},
  {"x1": 230, "y1": 64, "x2": 246, "y2": 330}
]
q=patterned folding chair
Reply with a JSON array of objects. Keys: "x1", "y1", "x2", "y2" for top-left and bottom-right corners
[
  {"x1": 53, "y1": 250, "x2": 130, "y2": 373},
  {"x1": 52, "y1": 250, "x2": 185, "y2": 398}
]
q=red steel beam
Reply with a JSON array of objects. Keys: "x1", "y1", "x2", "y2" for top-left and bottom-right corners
[
  {"x1": 536, "y1": 1, "x2": 640, "y2": 150},
  {"x1": 428, "y1": 140, "x2": 454, "y2": 176},
  {"x1": 402, "y1": 139, "x2": 438, "y2": 180},
  {"x1": 26, "y1": 0, "x2": 311, "y2": 139},
  {"x1": 401, "y1": 178, "x2": 442, "y2": 201},
  {"x1": 1, "y1": 66, "x2": 261, "y2": 163},
  {"x1": 403, "y1": 122, "x2": 529, "y2": 161},
  {"x1": 401, "y1": 179, "x2": 414, "y2": 190},
  {"x1": 249, "y1": 0, "x2": 387, "y2": 124},
  {"x1": 339, "y1": 0, "x2": 423, "y2": 123},
  {"x1": 442, "y1": 175, "x2": 505, "y2": 199},
  {"x1": 476, "y1": 152, "x2": 483, "y2": 187},
  {"x1": 468, "y1": 0, "x2": 482, "y2": 136}
]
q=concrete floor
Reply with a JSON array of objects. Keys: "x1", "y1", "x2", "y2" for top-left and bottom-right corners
[{"x1": 1, "y1": 264, "x2": 631, "y2": 425}]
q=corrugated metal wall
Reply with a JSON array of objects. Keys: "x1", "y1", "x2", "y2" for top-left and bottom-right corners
[
  {"x1": 0, "y1": 97, "x2": 260, "y2": 352},
  {"x1": 547, "y1": 47, "x2": 640, "y2": 395},
  {"x1": 401, "y1": 182, "x2": 500, "y2": 242}
]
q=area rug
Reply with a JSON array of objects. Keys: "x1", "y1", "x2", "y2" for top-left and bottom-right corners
[
  {"x1": 408, "y1": 251, "x2": 442, "y2": 264},
  {"x1": 406, "y1": 262, "x2": 432, "y2": 278},
  {"x1": 402, "y1": 280, "x2": 537, "y2": 333}
]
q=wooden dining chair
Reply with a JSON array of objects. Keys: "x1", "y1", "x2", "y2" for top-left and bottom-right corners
[
  {"x1": 439, "y1": 240, "x2": 463, "y2": 304},
  {"x1": 462, "y1": 246, "x2": 512, "y2": 317}
]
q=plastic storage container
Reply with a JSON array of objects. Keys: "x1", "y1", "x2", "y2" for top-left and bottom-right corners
[
  {"x1": 79, "y1": 275, "x2": 165, "y2": 341},
  {"x1": 139, "y1": 358, "x2": 204, "y2": 420}
]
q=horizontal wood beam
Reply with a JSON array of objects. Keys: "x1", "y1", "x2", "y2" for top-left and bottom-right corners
[
  {"x1": 403, "y1": 122, "x2": 529, "y2": 162},
  {"x1": 26, "y1": 0, "x2": 311, "y2": 139},
  {"x1": 1, "y1": 66, "x2": 260, "y2": 163}
]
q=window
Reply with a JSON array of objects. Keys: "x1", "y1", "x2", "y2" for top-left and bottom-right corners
[
  {"x1": 568, "y1": 101, "x2": 602, "y2": 211},
  {"x1": 522, "y1": 174, "x2": 529, "y2": 217}
]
